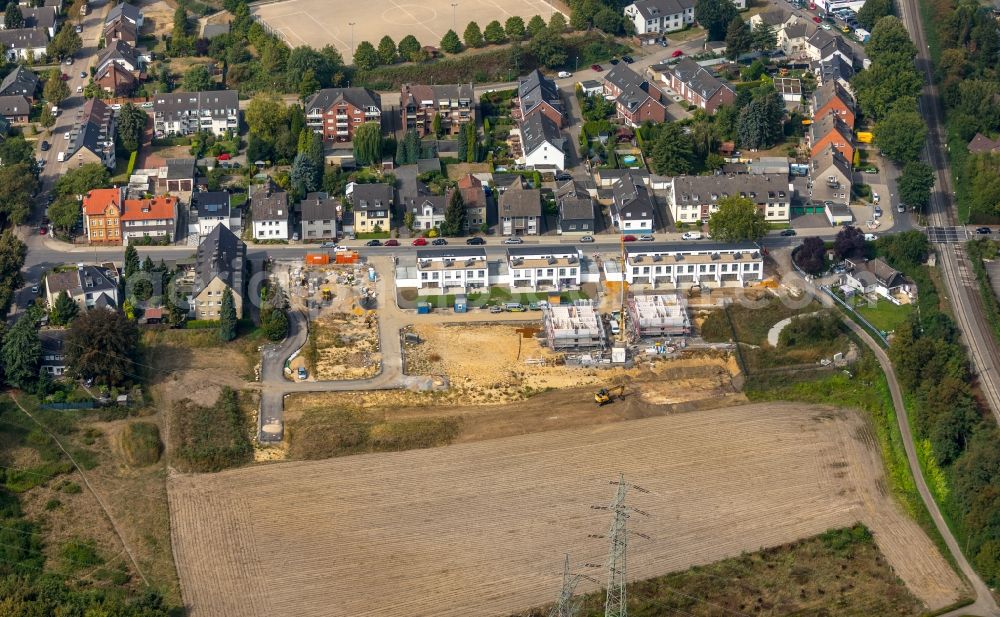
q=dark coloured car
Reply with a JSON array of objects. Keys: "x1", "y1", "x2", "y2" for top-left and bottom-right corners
[
  {"x1": 384, "y1": 239, "x2": 400, "y2": 246},
  {"x1": 609, "y1": 58, "x2": 619, "y2": 65},
  {"x1": 591, "y1": 64, "x2": 603, "y2": 71},
  {"x1": 431, "y1": 238, "x2": 448, "y2": 245},
  {"x1": 365, "y1": 239, "x2": 382, "y2": 246},
  {"x1": 977, "y1": 227, "x2": 992, "y2": 234},
  {"x1": 466, "y1": 236, "x2": 486, "y2": 245},
  {"x1": 622, "y1": 55, "x2": 634, "y2": 63},
  {"x1": 780, "y1": 229, "x2": 797, "y2": 236},
  {"x1": 554, "y1": 172, "x2": 572, "y2": 182},
  {"x1": 40, "y1": 141, "x2": 49, "y2": 151}
]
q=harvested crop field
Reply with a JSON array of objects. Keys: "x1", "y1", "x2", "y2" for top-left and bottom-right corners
[{"x1": 168, "y1": 403, "x2": 963, "y2": 617}]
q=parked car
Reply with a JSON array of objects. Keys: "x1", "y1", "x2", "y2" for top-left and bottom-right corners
[
  {"x1": 622, "y1": 234, "x2": 637, "y2": 242},
  {"x1": 864, "y1": 233, "x2": 878, "y2": 241},
  {"x1": 411, "y1": 237, "x2": 428, "y2": 246},
  {"x1": 897, "y1": 204, "x2": 906, "y2": 213},
  {"x1": 671, "y1": 49, "x2": 684, "y2": 57},
  {"x1": 554, "y1": 172, "x2": 572, "y2": 181},
  {"x1": 780, "y1": 229, "x2": 797, "y2": 236},
  {"x1": 365, "y1": 239, "x2": 382, "y2": 246},
  {"x1": 38, "y1": 227, "x2": 45, "y2": 236},
  {"x1": 874, "y1": 205, "x2": 883, "y2": 217},
  {"x1": 977, "y1": 227, "x2": 993, "y2": 234},
  {"x1": 431, "y1": 238, "x2": 448, "y2": 245},
  {"x1": 639, "y1": 234, "x2": 655, "y2": 241},
  {"x1": 681, "y1": 231, "x2": 702, "y2": 240},
  {"x1": 297, "y1": 367, "x2": 308, "y2": 380},
  {"x1": 31, "y1": 284, "x2": 38, "y2": 293},
  {"x1": 59, "y1": 73, "x2": 69, "y2": 81},
  {"x1": 872, "y1": 192, "x2": 880, "y2": 204},
  {"x1": 79, "y1": 71, "x2": 86, "y2": 79},
  {"x1": 384, "y1": 239, "x2": 400, "y2": 246},
  {"x1": 489, "y1": 305, "x2": 503, "y2": 313},
  {"x1": 466, "y1": 236, "x2": 486, "y2": 245},
  {"x1": 63, "y1": 57, "x2": 72, "y2": 65},
  {"x1": 863, "y1": 166, "x2": 878, "y2": 174},
  {"x1": 812, "y1": 15, "x2": 822, "y2": 22},
  {"x1": 579, "y1": 235, "x2": 595, "y2": 243},
  {"x1": 40, "y1": 141, "x2": 49, "y2": 151},
  {"x1": 320, "y1": 241, "x2": 338, "y2": 248},
  {"x1": 76, "y1": 85, "x2": 82, "y2": 93},
  {"x1": 557, "y1": 71, "x2": 571, "y2": 78},
  {"x1": 218, "y1": 153, "x2": 231, "y2": 161},
  {"x1": 75, "y1": 25, "x2": 82, "y2": 33},
  {"x1": 503, "y1": 237, "x2": 524, "y2": 244},
  {"x1": 609, "y1": 58, "x2": 619, "y2": 65},
  {"x1": 821, "y1": 23, "x2": 831, "y2": 29},
  {"x1": 590, "y1": 64, "x2": 603, "y2": 71},
  {"x1": 622, "y1": 55, "x2": 634, "y2": 63}
]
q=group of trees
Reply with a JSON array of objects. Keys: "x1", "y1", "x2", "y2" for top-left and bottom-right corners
[
  {"x1": 47, "y1": 22, "x2": 82, "y2": 61},
  {"x1": 395, "y1": 130, "x2": 424, "y2": 165},
  {"x1": 245, "y1": 93, "x2": 306, "y2": 165},
  {"x1": 0, "y1": 136, "x2": 39, "y2": 228},
  {"x1": 724, "y1": 16, "x2": 777, "y2": 60},
  {"x1": 706, "y1": 195, "x2": 768, "y2": 242},
  {"x1": 568, "y1": 0, "x2": 631, "y2": 35},
  {"x1": 696, "y1": 0, "x2": 738, "y2": 40}
]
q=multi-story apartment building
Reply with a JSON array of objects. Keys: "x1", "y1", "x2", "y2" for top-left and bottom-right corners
[
  {"x1": 82, "y1": 187, "x2": 124, "y2": 245},
  {"x1": 305, "y1": 87, "x2": 382, "y2": 142},
  {"x1": 153, "y1": 90, "x2": 239, "y2": 138},
  {"x1": 414, "y1": 247, "x2": 489, "y2": 292},
  {"x1": 507, "y1": 247, "x2": 583, "y2": 291},
  {"x1": 624, "y1": 0, "x2": 695, "y2": 35},
  {"x1": 122, "y1": 195, "x2": 178, "y2": 244},
  {"x1": 614, "y1": 242, "x2": 764, "y2": 289},
  {"x1": 499, "y1": 177, "x2": 541, "y2": 236},
  {"x1": 603, "y1": 64, "x2": 667, "y2": 126},
  {"x1": 669, "y1": 174, "x2": 792, "y2": 223},
  {"x1": 66, "y1": 98, "x2": 116, "y2": 169},
  {"x1": 400, "y1": 83, "x2": 474, "y2": 137},
  {"x1": 666, "y1": 58, "x2": 736, "y2": 114},
  {"x1": 190, "y1": 224, "x2": 246, "y2": 320}
]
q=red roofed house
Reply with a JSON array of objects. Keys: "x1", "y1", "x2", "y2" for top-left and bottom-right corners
[
  {"x1": 82, "y1": 187, "x2": 125, "y2": 245},
  {"x1": 457, "y1": 173, "x2": 488, "y2": 232},
  {"x1": 96, "y1": 62, "x2": 137, "y2": 97},
  {"x1": 122, "y1": 195, "x2": 178, "y2": 244},
  {"x1": 812, "y1": 81, "x2": 855, "y2": 128}
]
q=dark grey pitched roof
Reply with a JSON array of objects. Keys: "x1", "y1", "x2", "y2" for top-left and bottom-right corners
[
  {"x1": 106, "y1": 2, "x2": 141, "y2": 25},
  {"x1": 22, "y1": 6, "x2": 56, "y2": 32},
  {"x1": 809, "y1": 29, "x2": 854, "y2": 60},
  {"x1": 165, "y1": 158, "x2": 196, "y2": 179},
  {"x1": 416, "y1": 158, "x2": 440, "y2": 174},
  {"x1": 671, "y1": 174, "x2": 791, "y2": 206},
  {"x1": 0, "y1": 28, "x2": 47, "y2": 49},
  {"x1": 194, "y1": 224, "x2": 245, "y2": 295},
  {"x1": 350, "y1": 183, "x2": 393, "y2": 212},
  {"x1": 72, "y1": 98, "x2": 114, "y2": 158},
  {"x1": 520, "y1": 111, "x2": 564, "y2": 156},
  {"x1": 670, "y1": 58, "x2": 733, "y2": 100},
  {"x1": 518, "y1": 69, "x2": 563, "y2": 117},
  {"x1": 604, "y1": 64, "x2": 663, "y2": 113},
  {"x1": 558, "y1": 181, "x2": 594, "y2": 221},
  {"x1": 0, "y1": 65, "x2": 37, "y2": 98},
  {"x1": 78, "y1": 265, "x2": 119, "y2": 297},
  {"x1": 251, "y1": 186, "x2": 289, "y2": 221},
  {"x1": 306, "y1": 87, "x2": 381, "y2": 113},
  {"x1": 612, "y1": 172, "x2": 655, "y2": 220},
  {"x1": 0, "y1": 95, "x2": 29, "y2": 116},
  {"x1": 191, "y1": 191, "x2": 231, "y2": 219},
  {"x1": 98, "y1": 40, "x2": 138, "y2": 69},
  {"x1": 811, "y1": 145, "x2": 852, "y2": 179},
  {"x1": 631, "y1": 0, "x2": 696, "y2": 19},
  {"x1": 499, "y1": 181, "x2": 541, "y2": 218},
  {"x1": 817, "y1": 55, "x2": 855, "y2": 83},
  {"x1": 755, "y1": 7, "x2": 789, "y2": 25},
  {"x1": 810, "y1": 112, "x2": 851, "y2": 144},
  {"x1": 153, "y1": 90, "x2": 239, "y2": 122},
  {"x1": 39, "y1": 329, "x2": 66, "y2": 359},
  {"x1": 301, "y1": 192, "x2": 338, "y2": 220},
  {"x1": 812, "y1": 80, "x2": 854, "y2": 115}
]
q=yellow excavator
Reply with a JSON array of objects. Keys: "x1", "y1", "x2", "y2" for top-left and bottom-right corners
[{"x1": 595, "y1": 385, "x2": 626, "y2": 406}]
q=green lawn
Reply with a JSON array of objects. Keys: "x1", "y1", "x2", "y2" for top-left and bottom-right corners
[
  {"x1": 855, "y1": 298, "x2": 913, "y2": 333},
  {"x1": 398, "y1": 286, "x2": 589, "y2": 309},
  {"x1": 355, "y1": 232, "x2": 390, "y2": 239}
]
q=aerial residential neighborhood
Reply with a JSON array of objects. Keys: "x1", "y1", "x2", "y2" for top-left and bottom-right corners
[{"x1": 1, "y1": 0, "x2": 1000, "y2": 614}]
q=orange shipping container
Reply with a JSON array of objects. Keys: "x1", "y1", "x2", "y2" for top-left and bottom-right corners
[
  {"x1": 335, "y1": 251, "x2": 360, "y2": 264},
  {"x1": 305, "y1": 253, "x2": 330, "y2": 265}
]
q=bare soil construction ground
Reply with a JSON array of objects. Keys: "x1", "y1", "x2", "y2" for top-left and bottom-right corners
[
  {"x1": 168, "y1": 403, "x2": 963, "y2": 617},
  {"x1": 309, "y1": 310, "x2": 381, "y2": 380}
]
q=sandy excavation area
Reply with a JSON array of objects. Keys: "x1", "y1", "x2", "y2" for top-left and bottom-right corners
[
  {"x1": 404, "y1": 323, "x2": 739, "y2": 405},
  {"x1": 168, "y1": 403, "x2": 963, "y2": 617}
]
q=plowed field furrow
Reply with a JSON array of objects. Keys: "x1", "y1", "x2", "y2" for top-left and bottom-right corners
[{"x1": 168, "y1": 403, "x2": 963, "y2": 617}]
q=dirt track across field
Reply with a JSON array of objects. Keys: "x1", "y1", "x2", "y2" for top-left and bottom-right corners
[{"x1": 168, "y1": 403, "x2": 963, "y2": 617}]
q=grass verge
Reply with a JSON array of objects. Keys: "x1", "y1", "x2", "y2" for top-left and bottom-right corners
[
  {"x1": 287, "y1": 408, "x2": 460, "y2": 460},
  {"x1": 170, "y1": 388, "x2": 253, "y2": 473},
  {"x1": 512, "y1": 525, "x2": 922, "y2": 617}
]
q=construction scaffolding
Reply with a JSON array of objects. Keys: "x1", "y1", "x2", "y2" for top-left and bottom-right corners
[
  {"x1": 543, "y1": 304, "x2": 607, "y2": 350},
  {"x1": 626, "y1": 294, "x2": 691, "y2": 338}
]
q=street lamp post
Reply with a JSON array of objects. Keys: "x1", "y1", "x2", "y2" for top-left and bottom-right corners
[
  {"x1": 451, "y1": 3, "x2": 458, "y2": 29},
  {"x1": 349, "y1": 21, "x2": 356, "y2": 57},
  {"x1": 575, "y1": 56, "x2": 579, "y2": 72}
]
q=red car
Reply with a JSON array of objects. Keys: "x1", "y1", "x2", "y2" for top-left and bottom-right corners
[
  {"x1": 411, "y1": 237, "x2": 428, "y2": 246},
  {"x1": 60, "y1": 73, "x2": 70, "y2": 81},
  {"x1": 39, "y1": 226, "x2": 46, "y2": 235},
  {"x1": 622, "y1": 234, "x2": 637, "y2": 242},
  {"x1": 218, "y1": 153, "x2": 231, "y2": 161},
  {"x1": 671, "y1": 49, "x2": 684, "y2": 58},
  {"x1": 812, "y1": 15, "x2": 822, "y2": 22},
  {"x1": 590, "y1": 64, "x2": 603, "y2": 71},
  {"x1": 384, "y1": 239, "x2": 399, "y2": 246}
]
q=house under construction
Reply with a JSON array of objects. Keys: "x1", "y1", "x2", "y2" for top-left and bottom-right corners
[
  {"x1": 543, "y1": 304, "x2": 607, "y2": 350},
  {"x1": 627, "y1": 294, "x2": 690, "y2": 337}
]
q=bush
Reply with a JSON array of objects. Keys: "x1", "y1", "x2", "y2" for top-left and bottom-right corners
[
  {"x1": 171, "y1": 388, "x2": 252, "y2": 473},
  {"x1": 779, "y1": 312, "x2": 842, "y2": 347},
  {"x1": 120, "y1": 422, "x2": 162, "y2": 467}
]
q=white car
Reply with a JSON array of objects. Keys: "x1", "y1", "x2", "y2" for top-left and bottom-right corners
[
  {"x1": 897, "y1": 204, "x2": 906, "y2": 213},
  {"x1": 56, "y1": 151, "x2": 65, "y2": 162},
  {"x1": 557, "y1": 71, "x2": 571, "y2": 78},
  {"x1": 639, "y1": 234, "x2": 655, "y2": 241},
  {"x1": 872, "y1": 192, "x2": 880, "y2": 204},
  {"x1": 681, "y1": 231, "x2": 702, "y2": 240},
  {"x1": 864, "y1": 233, "x2": 878, "y2": 241},
  {"x1": 502, "y1": 237, "x2": 524, "y2": 245},
  {"x1": 821, "y1": 23, "x2": 831, "y2": 29}
]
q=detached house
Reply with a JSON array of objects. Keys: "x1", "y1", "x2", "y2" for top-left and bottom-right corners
[
  {"x1": 96, "y1": 40, "x2": 140, "y2": 74},
  {"x1": 624, "y1": 0, "x2": 696, "y2": 35},
  {"x1": 96, "y1": 62, "x2": 137, "y2": 97},
  {"x1": 842, "y1": 257, "x2": 916, "y2": 304},
  {"x1": 556, "y1": 180, "x2": 596, "y2": 235},
  {"x1": 300, "y1": 192, "x2": 339, "y2": 241},
  {"x1": 666, "y1": 58, "x2": 735, "y2": 114},
  {"x1": 191, "y1": 224, "x2": 246, "y2": 320},
  {"x1": 0, "y1": 29, "x2": 47, "y2": 61},
  {"x1": 0, "y1": 95, "x2": 30, "y2": 123},
  {"x1": 806, "y1": 29, "x2": 853, "y2": 64},
  {"x1": 82, "y1": 187, "x2": 124, "y2": 245},
  {"x1": 250, "y1": 184, "x2": 290, "y2": 240},
  {"x1": 603, "y1": 64, "x2": 668, "y2": 125},
  {"x1": 499, "y1": 177, "x2": 542, "y2": 236},
  {"x1": 518, "y1": 111, "x2": 565, "y2": 170},
  {"x1": 44, "y1": 264, "x2": 121, "y2": 311},
  {"x1": 516, "y1": 69, "x2": 564, "y2": 127},
  {"x1": 349, "y1": 182, "x2": 393, "y2": 233},
  {"x1": 153, "y1": 90, "x2": 239, "y2": 137},
  {"x1": 105, "y1": 2, "x2": 143, "y2": 28},
  {"x1": 611, "y1": 171, "x2": 656, "y2": 233},
  {"x1": 122, "y1": 196, "x2": 177, "y2": 244},
  {"x1": 0, "y1": 66, "x2": 37, "y2": 100},
  {"x1": 457, "y1": 174, "x2": 488, "y2": 231},
  {"x1": 400, "y1": 83, "x2": 474, "y2": 137},
  {"x1": 305, "y1": 87, "x2": 382, "y2": 142},
  {"x1": 190, "y1": 191, "x2": 234, "y2": 238}
]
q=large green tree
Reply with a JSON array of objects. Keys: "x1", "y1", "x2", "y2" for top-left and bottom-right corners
[
  {"x1": 352, "y1": 121, "x2": 382, "y2": 166},
  {"x1": 48, "y1": 195, "x2": 81, "y2": 231},
  {"x1": 398, "y1": 35, "x2": 422, "y2": 61},
  {"x1": 4, "y1": 5, "x2": 23, "y2": 29},
  {"x1": 751, "y1": 22, "x2": 777, "y2": 52},
  {"x1": 2, "y1": 312, "x2": 39, "y2": 389},
  {"x1": 649, "y1": 123, "x2": 694, "y2": 175},
  {"x1": 857, "y1": 0, "x2": 895, "y2": 30},
  {"x1": 116, "y1": 103, "x2": 147, "y2": 152},
  {"x1": 43, "y1": 68, "x2": 70, "y2": 105},
  {"x1": 463, "y1": 21, "x2": 484, "y2": 48},
  {"x1": 527, "y1": 15, "x2": 547, "y2": 38},
  {"x1": 245, "y1": 92, "x2": 288, "y2": 143},
  {"x1": 737, "y1": 86, "x2": 784, "y2": 150},
  {"x1": 898, "y1": 161, "x2": 935, "y2": 211},
  {"x1": 47, "y1": 25, "x2": 82, "y2": 61},
  {"x1": 219, "y1": 287, "x2": 237, "y2": 341},
  {"x1": 725, "y1": 16, "x2": 753, "y2": 60},
  {"x1": 54, "y1": 163, "x2": 110, "y2": 197},
  {"x1": 866, "y1": 15, "x2": 915, "y2": 65},
  {"x1": 695, "y1": 0, "x2": 738, "y2": 40},
  {"x1": 180, "y1": 64, "x2": 213, "y2": 91},
  {"x1": 377, "y1": 36, "x2": 397, "y2": 65},
  {"x1": 0, "y1": 230, "x2": 26, "y2": 316},
  {"x1": 51, "y1": 290, "x2": 79, "y2": 326},
  {"x1": 527, "y1": 26, "x2": 567, "y2": 68},
  {"x1": 441, "y1": 29, "x2": 462, "y2": 54},
  {"x1": 708, "y1": 195, "x2": 767, "y2": 241},
  {"x1": 0, "y1": 163, "x2": 37, "y2": 226},
  {"x1": 505, "y1": 16, "x2": 526, "y2": 39},
  {"x1": 874, "y1": 109, "x2": 927, "y2": 162},
  {"x1": 440, "y1": 189, "x2": 466, "y2": 237},
  {"x1": 484, "y1": 20, "x2": 507, "y2": 44},
  {"x1": 353, "y1": 41, "x2": 380, "y2": 70},
  {"x1": 66, "y1": 309, "x2": 139, "y2": 386},
  {"x1": 124, "y1": 244, "x2": 141, "y2": 280}
]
